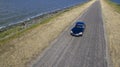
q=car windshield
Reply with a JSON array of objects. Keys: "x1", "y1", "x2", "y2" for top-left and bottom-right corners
[{"x1": 75, "y1": 24, "x2": 84, "y2": 28}]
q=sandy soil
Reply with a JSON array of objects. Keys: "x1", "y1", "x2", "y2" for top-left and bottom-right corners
[
  {"x1": 101, "y1": 0, "x2": 120, "y2": 67},
  {"x1": 0, "y1": 0, "x2": 95, "y2": 67}
]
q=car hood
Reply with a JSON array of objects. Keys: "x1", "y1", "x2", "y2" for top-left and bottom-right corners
[{"x1": 71, "y1": 27, "x2": 84, "y2": 34}]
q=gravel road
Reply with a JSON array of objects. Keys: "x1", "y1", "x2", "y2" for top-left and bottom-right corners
[{"x1": 30, "y1": 0, "x2": 108, "y2": 67}]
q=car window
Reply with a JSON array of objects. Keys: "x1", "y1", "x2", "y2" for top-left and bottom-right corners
[{"x1": 76, "y1": 25, "x2": 84, "y2": 28}]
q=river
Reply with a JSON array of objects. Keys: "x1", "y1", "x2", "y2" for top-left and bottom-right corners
[
  {"x1": 0, "y1": 0, "x2": 88, "y2": 27},
  {"x1": 111, "y1": 0, "x2": 120, "y2": 4}
]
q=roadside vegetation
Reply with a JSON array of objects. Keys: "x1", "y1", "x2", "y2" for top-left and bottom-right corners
[
  {"x1": 0, "y1": 0, "x2": 95, "y2": 67},
  {"x1": 106, "y1": 0, "x2": 120, "y2": 13},
  {"x1": 0, "y1": 9, "x2": 69, "y2": 46},
  {"x1": 101, "y1": 0, "x2": 120, "y2": 67}
]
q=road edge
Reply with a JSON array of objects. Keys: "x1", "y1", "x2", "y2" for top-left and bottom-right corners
[{"x1": 100, "y1": 1, "x2": 113, "y2": 67}]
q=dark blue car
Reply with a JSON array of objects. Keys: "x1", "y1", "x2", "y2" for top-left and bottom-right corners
[{"x1": 70, "y1": 21, "x2": 86, "y2": 36}]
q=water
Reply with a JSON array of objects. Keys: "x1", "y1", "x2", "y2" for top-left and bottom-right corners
[
  {"x1": 111, "y1": 0, "x2": 120, "y2": 4},
  {"x1": 0, "y1": 0, "x2": 88, "y2": 27}
]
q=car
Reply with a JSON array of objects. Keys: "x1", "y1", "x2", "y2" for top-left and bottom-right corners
[{"x1": 70, "y1": 21, "x2": 86, "y2": 37}]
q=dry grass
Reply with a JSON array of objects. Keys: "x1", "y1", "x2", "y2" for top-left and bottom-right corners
[
  {"x1": 101, "y1": 0, "x2": 120, "y2": 67},
  {"x1": 0, "y1": 0, "x2": 95, "y2": 67}
]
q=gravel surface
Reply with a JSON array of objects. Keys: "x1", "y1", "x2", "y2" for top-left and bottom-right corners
[{"x1": 30, "y1": 0, "x2": 107, "y2": 67}]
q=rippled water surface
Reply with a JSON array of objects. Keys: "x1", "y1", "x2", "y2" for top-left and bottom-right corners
[
  {"x1": 0, "y1": 0, "x2": 88, "y2": 26},
  {"x1": 111, "y1": 0, "x2": 120, "y2": 4}
]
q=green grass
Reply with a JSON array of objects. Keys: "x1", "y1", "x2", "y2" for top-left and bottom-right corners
[
  {"x1": 0, "y1": 16, "x2": 56, "y2": 45},
  {"x1": 0, "y1": 26, "x2": 23, "y2": 45},
  {"x1": 0, "y1": 27, "x2": 21, "y2": 38},
  {"x1": 105, "y1": 0, "x2": 120, "y2": 13}
]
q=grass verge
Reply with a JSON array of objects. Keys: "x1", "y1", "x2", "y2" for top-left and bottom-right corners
[
  {"x1": 105, "y1": 0, "x2": 120, "y2": 13},
  {"x1": 101, "y1": 0, "x2": 120, "y2": 67},
  {"x1": 0, "y1": 7, "x2": 72, "y2": 46}
]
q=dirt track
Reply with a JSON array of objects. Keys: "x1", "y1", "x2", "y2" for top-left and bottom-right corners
[{"x1": 30, "y1": 0, "x2": 107, "y2": 67}]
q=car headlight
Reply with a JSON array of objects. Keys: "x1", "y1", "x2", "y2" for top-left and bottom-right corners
[
  {"x1": 76, "y1": 32, "x2": 82, "y2": 35},
  {"x1": 71, "y1": 31, "x2": 73, "y2": 33},
  {"x1": 78, "y1": 32, "x2": 82, "y2": 35}
]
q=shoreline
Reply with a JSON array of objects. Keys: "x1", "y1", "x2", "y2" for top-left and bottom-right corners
[
  {"x1": 0, "y1": 0, "x2": 88, "y2": 27},
  {"x1": 0, "y1": 2, "x2": 87, "y2": 44},
  {"x1": 0, "y1": 1, "x2": 88, "y2": 32},
  {"x1": 109, "y1": 0, "x2": 120, "y2": 4}
]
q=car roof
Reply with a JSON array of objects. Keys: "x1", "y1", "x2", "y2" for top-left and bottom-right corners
[{"x1": 76, "y1": 21, "x2": 85, "y2": 25}]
